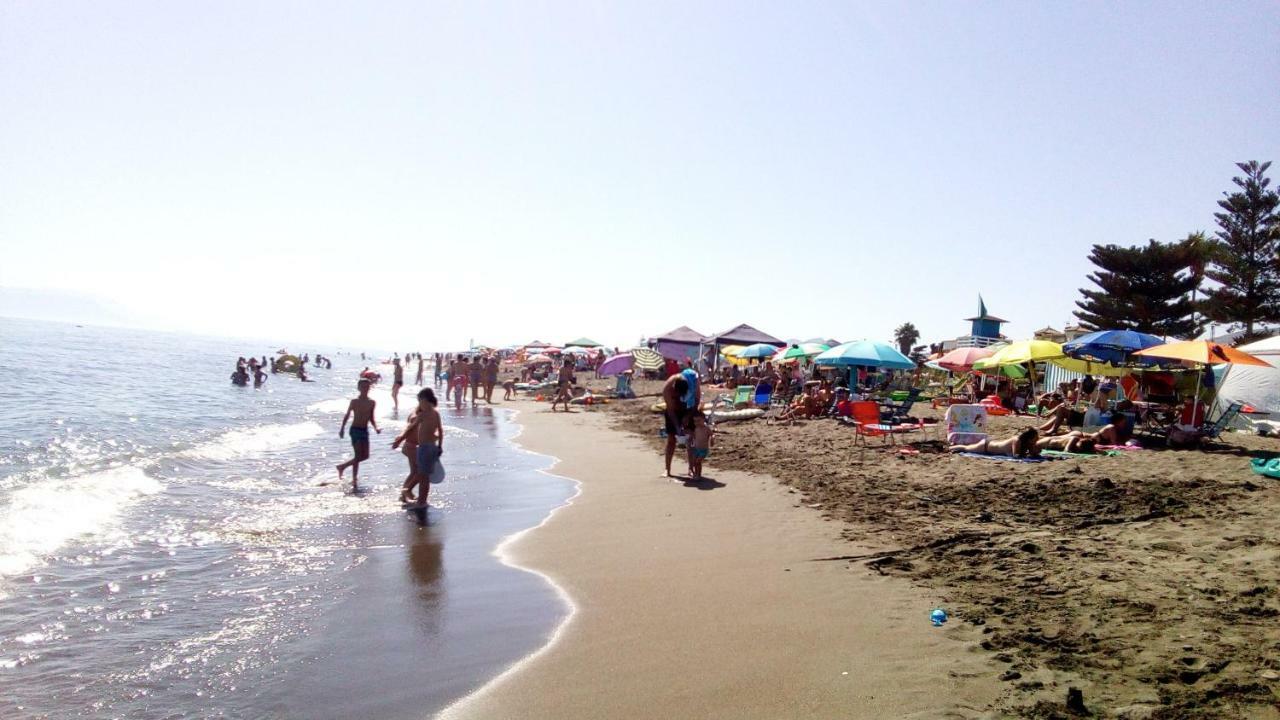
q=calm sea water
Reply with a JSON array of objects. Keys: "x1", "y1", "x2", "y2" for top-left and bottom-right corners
[{"x1": 0, "y1": 318, "x2": 574, "y2": 719}]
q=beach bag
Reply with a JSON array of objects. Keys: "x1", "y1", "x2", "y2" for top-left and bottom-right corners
[{"x1": 428, "y1": 459, "x2": 446, "y2": 484}]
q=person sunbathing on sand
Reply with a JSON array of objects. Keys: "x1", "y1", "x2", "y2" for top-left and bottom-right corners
[
  {"x1": 1036, "y1": 434, "x2": 1096, "y2": 454},
  {"x1": 950, "y1": 428, "x2": 1040, "y2": 458},
  {"x1": 1037, "y1": 400, "x2": 1072, "y2": 435}
]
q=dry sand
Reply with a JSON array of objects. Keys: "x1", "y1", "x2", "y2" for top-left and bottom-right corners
[
  {"x1": 439, "y1": 403, "x2": 1002, "y2": 720},
  {"x1": 603, "y1": 394, "x2": 1280, "y2": 719}
]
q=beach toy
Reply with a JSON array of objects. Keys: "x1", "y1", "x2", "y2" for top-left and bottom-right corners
[
  {"x1": 1250, "y1": 457, "x2": 1280, "y2": 478},
  {"x1": 930, "y1": 608, "x2": 948, "y2": 626}
]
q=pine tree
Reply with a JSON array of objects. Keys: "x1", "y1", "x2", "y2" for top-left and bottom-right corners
[
  {"x1": 1074, "y1": 239, "x2": 1203, "y2": 338},
  {"x1": 1202, "y1": 161, "x2": 1280, "y2": 340}
]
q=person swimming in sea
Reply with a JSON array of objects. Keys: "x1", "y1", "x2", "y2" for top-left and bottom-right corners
[{"x1": 337, "y1": 379, "x2": 381, "y2": 490}]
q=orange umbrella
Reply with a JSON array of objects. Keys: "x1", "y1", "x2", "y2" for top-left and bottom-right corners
[{"x1": 1132, "y1": 340, "x2": 1270, "y2": 367}]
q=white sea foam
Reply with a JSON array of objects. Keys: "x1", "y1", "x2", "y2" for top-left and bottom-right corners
[
  {"x1": 183, "y1": 422, "x2": 324, "y2": 461},
  {"x1": 0, "y1": 465, "x2": 163, "y2": 584}
]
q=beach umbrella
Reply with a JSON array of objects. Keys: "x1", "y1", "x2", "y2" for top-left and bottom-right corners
[
  {"x1": 631, "y1": 347, "x2": 665, "y2": 371},
  {"x1": 1132, "y1": 340, "x2": 1270, "y2": 367},
  {"x1": 719, "y1": 345, "x2": 752, "y2": 367},
  {"x1": 597, "y1": 353, "x2": 633, "y2": 377},
  {"x1": 542, "y1": 347, "x2": 563, "y2": 355},
  {"x1": 736, "y1": 342, "x2": 782, "y2": 360},
  {"x1": 1133, "y1": 340, "x2": 1271, "y2": 422},
  {"x1": 814, "y1": 340, "x2": 916, "y2": 369},
  {"x1": 1063, "y1": 329, "x2": 1165, "y2": 365},
  {"x1": 773, "y1": 342, "x2": 830, "y2": 362},
  {"x1": 936, "y1": 346, "x2": 996, "y2": 373},
  {"x1": 973, "y1": 340, "x2": 1065, "y2": 368},
  {"x1": 562, "y1": 346, "x2": 591, "y2": 355},
  {"x1": 1048, "y1": 356, "x2": 1131, "y2": 377},
  {"x1": 976, "y1": 364, "x2": 1027, "y2": 379},
  {"x1": 526, "y1": 354, "x2": 553, "y2": 365}
]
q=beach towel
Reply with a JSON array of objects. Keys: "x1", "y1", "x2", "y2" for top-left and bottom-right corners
[
  {"x1": 945, "y1": 404, "x2": 988, "y2": 445},
  {"x1": 958, "y1": 452, "x2": 1051, "y2": 463},
  {"x1": 1041, "y1": 449, "x2": 1119, "y2": 459}
]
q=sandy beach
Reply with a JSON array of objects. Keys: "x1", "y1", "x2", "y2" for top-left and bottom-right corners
[
  {"x1": 589, "y1": 390, "x2": 1280, "y2": 719},
  {"x1": 440, "y1": 404, "x2": 1001, "y2": 720}
]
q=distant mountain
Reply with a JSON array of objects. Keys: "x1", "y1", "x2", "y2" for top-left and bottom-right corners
[{"x1": 0, "y1": 287, "x2": 136, "y2": 328}]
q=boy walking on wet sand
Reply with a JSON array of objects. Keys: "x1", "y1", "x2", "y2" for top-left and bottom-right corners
[
  {"x1": 337, "y1": 379, "x2": 381, "y2": 490},
  {"x1": 404, "y1": 388, "x2": 444, "y2": 508}
]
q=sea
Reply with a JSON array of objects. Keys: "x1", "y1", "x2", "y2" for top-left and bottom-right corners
[{"x1": 0, "y1": 317, "x2": 576, "y2": 719}]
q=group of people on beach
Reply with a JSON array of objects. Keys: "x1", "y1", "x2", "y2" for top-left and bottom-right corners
[
  {"x1": 336, "y1": 375, "x2": 444, "y2": 508},
  {"x1": 440, "y1": 355, "x2": 502, "y2": 409}
]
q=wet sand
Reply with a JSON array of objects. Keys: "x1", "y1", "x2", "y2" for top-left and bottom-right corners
[{"x1": 440, "y1": 405, "x2": 1001, "y2": 719}]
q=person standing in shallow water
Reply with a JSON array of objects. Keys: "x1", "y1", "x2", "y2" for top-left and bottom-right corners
[
  {"x1": 415, "y1": 355, "x2": 425, "y2": 385},
  {"x1": 391, "y1": 358, "x2": 404, "y2": 413},
  {"x1": 337, "y1": 379, "x2": 381, "y2": 491}
]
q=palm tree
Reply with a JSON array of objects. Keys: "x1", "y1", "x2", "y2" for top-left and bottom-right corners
[{"x1": 893, "y1": 322, "x2": 920, "y2": 355}]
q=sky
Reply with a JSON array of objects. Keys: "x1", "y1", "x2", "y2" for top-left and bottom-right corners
[{"x1": 2, "y1": 1, "x2": 1278, "y2": 351}]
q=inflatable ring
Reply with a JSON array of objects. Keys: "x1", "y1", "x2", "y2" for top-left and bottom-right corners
[{"x1": 1250, "y1": 457, "x2": 1280, "y2": 478}]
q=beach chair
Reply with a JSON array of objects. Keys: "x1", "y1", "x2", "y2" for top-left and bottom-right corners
[
  {"x1": 945, "y1": 404, "x2": 988, "y2": 445},
  {"x1": 848, "y1": 400, "x2": 897, "y2": 447},
  {"x1": 880, "y1": 388, "x2": 922, "y2": 424},
  {"x1": 753, "y1": 383, "x2": 774, "y2": 408},
  {"x1": 1202, "y1": 402, "x2": 1243, "y2": 441},
  {"x1": 732, "y1": 385, "x2": 753, "y2": 408}
]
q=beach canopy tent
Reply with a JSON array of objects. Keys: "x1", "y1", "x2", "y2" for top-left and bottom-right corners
[
  {"x1": 1213, "y1": 335, "x2": 1280, "y2": 428},
  {"x1": 565, "y1": 337, "x2": 604, "y2": 348},
  {"x1": 709, "y1": 324, "x2": 785, "y2": 348},
  {"x1": 524, "y1": 340, "x2": 551, "y2": 349},
  {"x1": 653, "y1": 326, "x2": 707, "y2": 362}
]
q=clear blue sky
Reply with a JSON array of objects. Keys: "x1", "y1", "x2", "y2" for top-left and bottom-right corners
[{"x1": 2, "y1": 1, "x2": 1277, "y2": 350}]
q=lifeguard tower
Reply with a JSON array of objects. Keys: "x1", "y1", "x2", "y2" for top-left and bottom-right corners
[{"x1": 942, "y1": 297, "x2": 1007, "y2": 350}]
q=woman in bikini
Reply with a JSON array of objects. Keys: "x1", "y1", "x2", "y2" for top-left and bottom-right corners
[{"x1": 949, "y1": 427, "x2": 1041, "y2": 458}]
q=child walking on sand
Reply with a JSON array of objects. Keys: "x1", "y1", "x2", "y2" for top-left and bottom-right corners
[
  {"x1": 337, "y1": 379, "x2": 381, "y2": 490},
  {"x1": 685, "y1": 410, "x2": 713, "y2": 479}
]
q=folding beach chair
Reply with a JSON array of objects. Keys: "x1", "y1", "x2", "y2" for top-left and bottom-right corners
[
  {"x1": 945, "y1": 404, "x2": 988, "y2": 445},
  {"x1": 848, "y1": 400, "x2": 897, "y2": 447},
  {"x1": 754, "y1": 383, "x2": 774, "y2": 408},
  {"x1": 880, "y1": 388, "x2": 922, "y2": 424},
  {"x1": 732, "y1": 385, "x2": 754, "y2": 408},
  {"x1": 1202, "y1": 402, "x2": 1243, "y2": 441}
]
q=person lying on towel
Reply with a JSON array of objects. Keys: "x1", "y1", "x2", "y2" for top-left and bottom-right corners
[
  {"x1": 1036, "y1": 434, "x2": 1097, "y2": 454},
  {"x1": 949, "y1": 428, "x2": 1041, "y2": 459}
]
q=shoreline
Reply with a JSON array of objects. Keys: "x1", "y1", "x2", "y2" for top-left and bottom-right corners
[
  {"x1": 437, "y1": 406, "x2": 584, "y2": 715},
  {"x1": 438, "y1": 402, "x2": 1002, "y2": 719}
]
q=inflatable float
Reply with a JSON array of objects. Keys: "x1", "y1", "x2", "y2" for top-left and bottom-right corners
[
  {"x1": 707, "y1": 408, "x2": 764, "y2": 423},
  {"x1": 1250, "y1": 457, "x2": 1280, "y2": 478},
  {"x1": 276, "y1": 355, "x2": 301, "y2": 374}
]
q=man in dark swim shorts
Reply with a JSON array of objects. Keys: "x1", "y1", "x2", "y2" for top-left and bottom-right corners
[{"x1": 661, "y1": 375, "x2": 690, "y2": 478}]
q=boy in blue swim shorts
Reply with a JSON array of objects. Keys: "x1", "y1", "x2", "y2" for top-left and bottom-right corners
[{"x1": 337, "y1": 378, "x2": 380, "y2": 491}]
